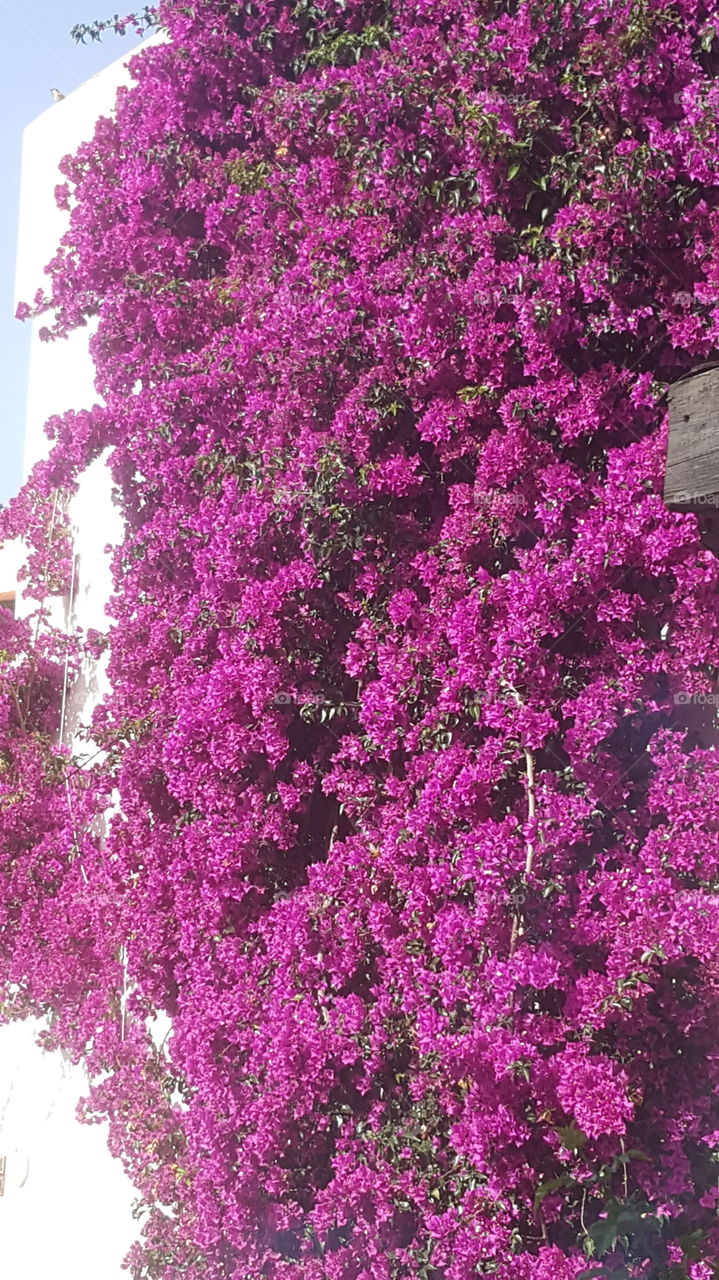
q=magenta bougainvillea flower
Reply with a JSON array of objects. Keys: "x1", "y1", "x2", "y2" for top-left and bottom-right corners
[{"x1": 3, "y1": 1, "x2": 719, "y2": 1276}]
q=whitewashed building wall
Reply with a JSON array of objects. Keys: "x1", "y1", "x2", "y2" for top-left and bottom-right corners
[{"x1": 0, "y1": 39, "x2": 165, "y2": 1280}]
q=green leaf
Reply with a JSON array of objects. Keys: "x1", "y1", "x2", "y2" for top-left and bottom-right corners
[
  {"x1": 507, "y1": 161, "x2": 521, "y2": 181},
  {"x1": 589, "y1": 1214, "x2": 620, "y2": 1256},
  {"x1": 534, "y1": 1174, "x2": 573, "y2": 1210},
  {"x1": 557, "y1": 1123, "x2": 588, "y2": 1152}
]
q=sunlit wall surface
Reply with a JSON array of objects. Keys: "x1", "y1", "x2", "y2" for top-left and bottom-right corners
[{"x1": 0, "y1": 39, "x2": 165, "y2": 1280}]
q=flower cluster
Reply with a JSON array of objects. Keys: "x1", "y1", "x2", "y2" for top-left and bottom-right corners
[{"x1": 4, "y1": 1, "x2": 719, "y2": 1277}]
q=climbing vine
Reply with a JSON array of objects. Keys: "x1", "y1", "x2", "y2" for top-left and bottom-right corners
[{"x1": 4, "y1": 1, "x2": 719, "y2": 1277}]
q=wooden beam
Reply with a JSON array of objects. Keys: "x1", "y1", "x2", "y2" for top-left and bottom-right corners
[{"x1": 665, "y1": 364, "x2": 719, "y2": 511}]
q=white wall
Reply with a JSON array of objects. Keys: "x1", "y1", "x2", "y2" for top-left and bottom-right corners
[
  {"x1": 14, "y1": 41, "x2": 150, "y2": 642},
  {"x1": 0, "y1": 37, "x2": 166, "y2": 1280}
]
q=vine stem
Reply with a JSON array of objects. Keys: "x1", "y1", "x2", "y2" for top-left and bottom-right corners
[
  {"x1": 31, "y1": 489, "x2": 59, "y2": 650},
  {"x1": 503, "y1": 680, "x2": 537, "y2": 956},
  {"x1": 22, "y1": 490, "x2": 62, "y2": 724},
  {"x1": 10, "y1": 686, "x2": 27, "y2": 735},
  {"x1": 510, "y1": 743, "x2": 536, "y2": 956},
  {"x1": 58, "y1": 548, "x2": 78, "y2": 749},
  {"x1": 120, "y1": 943, "x2": 128, "y2": 1041}
]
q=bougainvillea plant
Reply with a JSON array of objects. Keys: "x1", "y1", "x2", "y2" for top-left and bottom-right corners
[
  {"x1": 4, "y1": 0, "x2": 719, "y2": 1276},
  {"x1": 70, "y1": 5, "x2": 158, "y2": 44}
]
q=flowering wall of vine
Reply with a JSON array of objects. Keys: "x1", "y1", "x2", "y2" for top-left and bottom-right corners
[{"x1": 4, "y1": 1, "x2": 719, "y2": 1276}]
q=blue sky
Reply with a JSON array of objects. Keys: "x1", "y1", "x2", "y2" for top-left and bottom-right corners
[{"x1": 0, "y1": 2, "x2": 141, "y2": 505}]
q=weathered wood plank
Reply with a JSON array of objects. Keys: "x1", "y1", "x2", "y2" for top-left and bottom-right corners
[{"x1": 665, "y1": 365, "x2": 719, "y2": 511}]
